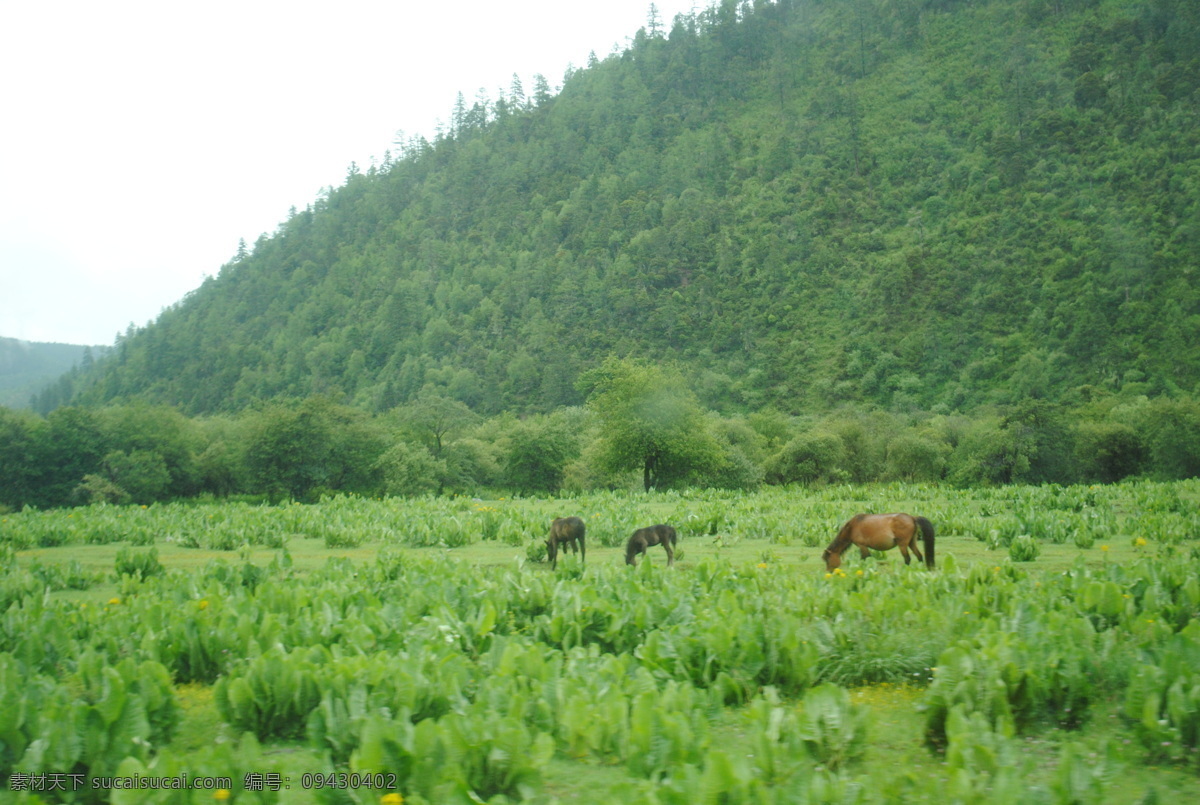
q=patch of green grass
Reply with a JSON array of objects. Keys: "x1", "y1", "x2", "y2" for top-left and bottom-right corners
[{"x1": 541, "y1": 757, "x2": 643, "y2": 802}]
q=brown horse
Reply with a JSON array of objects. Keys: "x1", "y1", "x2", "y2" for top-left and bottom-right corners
[
  {"x1": 822, "y1": 513, "x2": 935, "y2": 571},
  {"x1": 546, "y1": 516, "x2": 586, "y2": 570},
  {"x1": 625, "y1": 524, "x2": 677, "y2": 566}
]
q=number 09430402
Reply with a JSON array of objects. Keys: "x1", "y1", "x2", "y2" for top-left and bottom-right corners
[{"x1": 300, "y1": 772, "x2": 399, "y2": 790}]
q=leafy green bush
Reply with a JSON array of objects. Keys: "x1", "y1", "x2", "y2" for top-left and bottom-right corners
[
  {"x1": 796, "y1": 683, "x2": 868, "y2": 770},
  {"x1": 322, "y1": 527, "x2": 364, "y2": 548},
  {"x1": 0, "y1": 653, "x2": 58, "y2": 782},
  {"x1": 1008, "y1": 534, "x2": 1040, "y2": 562},
  {"x1": 926, "y1": 616, "x2": 1109, "y2": 747},
  {"x1": 938, "y1": 705, "x2": 1031, "y2": 803},
  {"x1": 924, "y1": 643, "x2": 1018, "y2": 748},
  {"x1": 625, "y1": 683, "x2": 712, "y2": 777},
  {"x1": 1073, "y1": 527, "x2": 1096, "y2": 549},
  {"x1": 1052, "y1": 740, "x2": 1118, "y2": 805},
  {"x1": 1123, "y1": 621, "x2": 1200, "y2": 764},
  {"x1": 214, "y1": 646, "x2": 323, "y2": 740},
  {"x1": 762, "y1": 431, "x2": 847, "y2": 485},
  {"x1": 7, "y1": 654, "x2": 179, "y2": 804},
  {"x1": 27, "y1": 559, "x2": 101, "y2": 591},
  {"x1": 525, "y1": 539, "x2": 548, "y2": 563},
  {"x1": 109, "y1": 732, "x2": 285, "y2": 805},
  {"x1": 306, "y1": 647, "x2": 471, "y2": 763},
  {"x1": 114, "y1": 546, "x2": 164, "y2": 580},
  {"x1": 884, "y1": 433, "x2": 949, "y2": 482},
  {"x1": 351, "y1": 709, "x2": 553, "y2": 803}
]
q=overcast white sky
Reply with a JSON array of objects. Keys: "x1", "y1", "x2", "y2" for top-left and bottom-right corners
[{"x1": 0, "y1": 0, "x2": 701, "y2": 346}]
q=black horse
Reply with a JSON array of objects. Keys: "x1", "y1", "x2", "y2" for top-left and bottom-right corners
[
  {"x1": 625, "y1": 524, "x2": 677, "y2": 566},
  {"x1": 546, "y1": 516, "x2": 586, "y2": 570}
]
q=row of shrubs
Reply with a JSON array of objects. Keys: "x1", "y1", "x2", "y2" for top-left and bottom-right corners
[{"x1": 5, "y1": 392, "x2": 1200, "y2": 510}]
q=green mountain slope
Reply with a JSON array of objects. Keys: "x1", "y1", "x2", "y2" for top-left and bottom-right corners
[
  {"x1": 0, "y1": 338, "x2": 105, "y2": 409},
  {"x1": 53, "y1": 0, "x2": 1200, "y2": 417}
]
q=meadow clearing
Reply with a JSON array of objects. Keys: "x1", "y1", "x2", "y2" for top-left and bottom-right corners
[{"x1": 3, "y1": 480, "x2": 1200, "y2": 803}]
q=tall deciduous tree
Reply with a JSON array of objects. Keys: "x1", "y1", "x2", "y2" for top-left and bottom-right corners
[
  {"x1": 35, "y1": 407, "x2": 106, "y2": 507},
  {"x1": 502, "y1": 412, "x2": 579, "y2": 494},
  {"x1": 243, "y1": 396, "x2": 386, "y2": 501},
  {"x1": 0, "y1": 407, "x2": 43, "y2": 508},
  {"x1": 579, "y1": 356, "x2": 723, "y2": 491},
  {"x1": 400, "y1": 389, "x2": 478, "y2": 459}
]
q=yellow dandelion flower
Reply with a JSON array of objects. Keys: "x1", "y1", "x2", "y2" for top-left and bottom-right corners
[
  {"x1": 824, "y1": 573, "x2": 832, "y2": 579},
  {"x1": 380, "y1": 794, "x2": 404, "y2": 805},
  {"x1": 199, "y1": 600, "x2": 209, "y2": 610},
  {"x1": 757, "y1": 562, "x2": 768, "y2": 569},
  {"x1": 855, "y1": 569, "x2": 864, "y2": 577},
  {"x1": 214, "y1": 791, "x2": 231, "y2": 801},
  {"x1": 1134, "y1": 537, "x2": 1147, "y2": 547},
  {"x1": 108, "y1": 597, "x2": 121, "y2": 605},
  {"x1": 1101, "y1": 545, "x2": 1109, "y2": 552}
]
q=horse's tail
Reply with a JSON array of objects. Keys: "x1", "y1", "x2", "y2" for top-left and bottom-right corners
[
  {"x1": 668, "y1": 525, "x2": 677, "y2": 546},
  {"x1": 914, "y1": 516, "x2": 935, "y2": 569}
]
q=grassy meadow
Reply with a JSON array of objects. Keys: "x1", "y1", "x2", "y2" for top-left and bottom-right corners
[{"x1": 3, "y1": 480, "x2": 1200, "y2": 803}]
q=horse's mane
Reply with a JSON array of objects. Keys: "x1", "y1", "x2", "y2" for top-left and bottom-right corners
[{"x1": 823, "y1": 516, "x2": 861, "y2": 557}]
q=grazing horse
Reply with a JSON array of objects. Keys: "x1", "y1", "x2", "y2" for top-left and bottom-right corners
[
  {"x1": 546, "y1": 516, "x2": 586, "y2": 570},
  {"x1": 625, "y1": 524, "x2": 677, "y2": 566},
  {"x1": 822, "y1": 513, "x2": 935, "y2": 571}
]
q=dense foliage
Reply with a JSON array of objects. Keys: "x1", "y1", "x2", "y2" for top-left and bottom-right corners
[
  {"x1": 5, "y1": 364, "x2": 1200, "y2": 509},
  {"x1": 29, "y1": 0, "x2": 1200, "y2": 419}
]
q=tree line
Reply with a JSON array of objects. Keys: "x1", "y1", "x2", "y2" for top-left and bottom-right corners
[{"x1": 4, "y1": 358, "x2": 1199, "y2": 511}]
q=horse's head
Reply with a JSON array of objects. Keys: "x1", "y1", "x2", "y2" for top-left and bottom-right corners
[{"x1": 822, "y1": 548, "x2": 841, "y2": 571}]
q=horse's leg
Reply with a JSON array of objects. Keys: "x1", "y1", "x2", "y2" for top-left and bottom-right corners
[
  {"x1": 664, "y1": 540, "x2": 675, "y2": 566},
  {"x1": 859, "y1": 545, "x2": 871, "y2": 560},
  {"x1": 548, "y1": 539, "x2": 557, "y2": 570},
  {"x1": 908, "y1": 538, "x2": 924, "y2": 564},
  {"x1": 579, "y1": 535, "x2": 585, "y2": 565},
  {"x1": 903, "y1": 522, "x2": 924, "y2": 563}
]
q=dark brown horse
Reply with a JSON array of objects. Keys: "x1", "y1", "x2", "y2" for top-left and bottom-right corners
[
  {"x1": 546, "y1": 516, "x2": 586, "y2": 570},
  {"x1": 625, "y1": 524, "x2": 677, "y2": 566},
  {"x1": 822, "y1": 513, "x2": 935, "y2": 571}
]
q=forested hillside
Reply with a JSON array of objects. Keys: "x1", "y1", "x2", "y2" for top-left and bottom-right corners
[{"x1": 38, "y1": 0, "x2": 1199, "y2": 418}]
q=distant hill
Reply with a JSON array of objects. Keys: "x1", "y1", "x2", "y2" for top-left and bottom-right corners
[
  {"x1": 0, "y1": 337, "x2": 106, "y2": 409},
  {"x1": 47, "y1": 0, "x2": 1200, "y2": 417}
]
